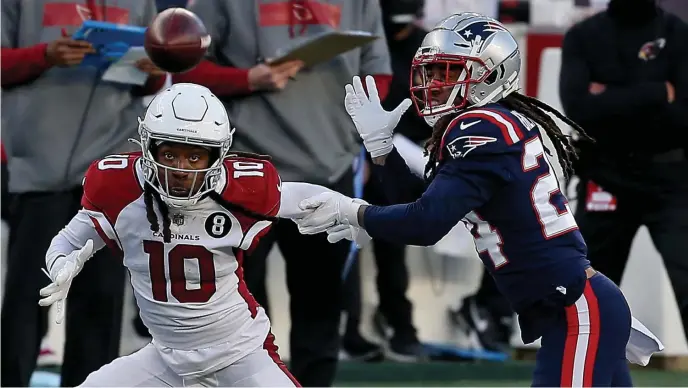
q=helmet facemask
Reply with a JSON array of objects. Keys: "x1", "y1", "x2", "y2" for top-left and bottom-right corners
[
  {"x1": 410, "y1": 53, "x2": 491, "y2": 126},
  {"x1": 409, "y1": 14, "x2": 522, "y2": 126},
  {"x1": 137, "y1": 117, "x2": 234, "y2": 208}
]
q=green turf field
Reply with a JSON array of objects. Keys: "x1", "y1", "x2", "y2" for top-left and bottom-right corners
[{"x1": 333, "y1": 361, "x2": 688, "y2": 387}]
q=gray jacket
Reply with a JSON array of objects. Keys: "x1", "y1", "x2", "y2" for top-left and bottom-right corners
[
  {"x1": 187, "y1": 0, "x2": 392, "y2": 185},
  {"x1": 1, "y1": 0, "x2": 157, "y2": 193}
]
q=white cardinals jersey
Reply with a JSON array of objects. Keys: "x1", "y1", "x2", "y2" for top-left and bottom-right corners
[{"x1": 80, "y1": 152, "x2": 281, "y2": 376}]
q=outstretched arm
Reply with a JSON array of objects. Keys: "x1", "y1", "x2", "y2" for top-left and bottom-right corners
[
  {"x1": 298, "y1": 106, "x2": 520, "y2": 247},
  {"x1": 277, "y1": 182, "x2": 336, "y2": 219},
  {"x1": 297, "y1": 155, "x2": 511, "y2": 247},
  {"x1": 282, "y1": 182, "x2": 372, "y2": 246},
  {"x1": 359, "y1": 157, "x2": 507, "y2": 246}
]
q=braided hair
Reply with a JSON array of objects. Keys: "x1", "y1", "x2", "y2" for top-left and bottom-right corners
[
  {"x1": 423, "y1": 92, "x2": 594, "y2": 181},
  {"x1": 143, "y1": 151, "x2": 279, "y2": 243}
]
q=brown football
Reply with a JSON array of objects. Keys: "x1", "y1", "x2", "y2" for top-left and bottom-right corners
[{"x1": 144, "y1": 8, "x2": 211, "y2": 73}]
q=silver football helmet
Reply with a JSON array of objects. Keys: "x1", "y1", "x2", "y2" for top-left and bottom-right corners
[
  {"x1": 136, "y1": 83, "x2": 234, "y2": 208},
  {"x1": 410, "y1": 13, "x2": 521, "y2": 126}
]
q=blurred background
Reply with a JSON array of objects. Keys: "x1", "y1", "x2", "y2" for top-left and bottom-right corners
[{"x1": 2, "y1": 0, "x2": 688, "y2": 386}]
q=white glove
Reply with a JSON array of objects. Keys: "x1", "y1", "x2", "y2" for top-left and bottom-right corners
[
  {"x1": 39, "y1": 240, "x2": 94, "y2": 324},
  {"x1": 297, "y1": 192, "x2": 367, "y2": 235},
  {"x1": 326, "y1": 223, "x2": 372, "y2": 248},
  {"x1": 345, "y1": 75, "x2": 412, "y2": 157}
]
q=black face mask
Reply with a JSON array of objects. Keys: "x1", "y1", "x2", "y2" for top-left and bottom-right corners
[{"x1": 607, "y1": 0, "x2": 658, "y2": 25}]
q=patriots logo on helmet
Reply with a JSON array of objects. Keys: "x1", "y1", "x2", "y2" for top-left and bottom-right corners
[
  {"x1": 446, "y1": 136, "x2": 497, "y2": 158},
  {"x1": 457, "y1": 21, "x2": 508, "y2": 44}
]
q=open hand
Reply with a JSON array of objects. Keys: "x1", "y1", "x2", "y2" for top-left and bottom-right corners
[
  {"x1": 345, "y1": 75, "x2": 411, "y2": 157},
  {"x1": 39, "y1": 240, "x2": 94, "y2": 324}
]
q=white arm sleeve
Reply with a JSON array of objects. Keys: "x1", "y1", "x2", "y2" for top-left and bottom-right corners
[
  {"x1": 277, "y1": 182, "x2": 334, "y2": 219},
  {"x1": 46, "y1": 210, "x2": 107, "y2": 271}
]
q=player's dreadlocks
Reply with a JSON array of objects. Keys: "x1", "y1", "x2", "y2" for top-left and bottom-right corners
[
  {"x1": 144, "y1": 182, "x2": 172, "y2": 243},
  {"x1": 143, "y1": 151, "x2": 279, "y2": 243},
  {"x1": 423, "y1": 92, "x2": 594, "y2": 181}
]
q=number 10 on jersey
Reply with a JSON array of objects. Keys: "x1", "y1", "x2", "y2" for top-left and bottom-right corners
[{"x1": 143, "y1": 241, "x2": 217, "y2": 303}]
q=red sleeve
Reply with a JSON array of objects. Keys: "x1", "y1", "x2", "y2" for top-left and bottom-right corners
[
  {"x1": 172, "y1": 60, "x2": 252, "y2": 97},
  {"x1": 1, "y1": 143, "x2": 7, "y2": 164},
  {"x1": 132, "y1": 74, "x2": 167, "y2": 97},
  {"x1": 1, "y1": 44, "x2": 52, "y2": 87},
  {"x1": 249, "y1": 160, "x2": 280, "y2": 252},
  {"x1": 222, "y1": 157, "x2": 281, "y2": 216},
  {"x1": 372, "y1": 74, "x2": 392, "y2": 101},
  {"x1": 222, "y1": 157, "x2": 281, "y2": 252},
  {"x1": 261, "y1": 162, "x2": 281, "y2": 218},
  {"x1": 81, "y1": 153, "x2": 144, "y2": 225}
]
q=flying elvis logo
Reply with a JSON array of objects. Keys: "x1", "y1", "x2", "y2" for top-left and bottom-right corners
[
  {"x1": 447, "y1": 136, "x2": 497, "y2": 158},
  {"x1": 457, "y1": 20, "x2": 508, "y2": 44}
]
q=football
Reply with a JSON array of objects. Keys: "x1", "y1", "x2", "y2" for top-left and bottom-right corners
[{"x1": 144, "y1": 8, "x2": 211, "y2": 73}]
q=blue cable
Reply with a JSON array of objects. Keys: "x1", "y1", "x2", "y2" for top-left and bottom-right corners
[{"x1": 341, "y1": 146, "x2": 366, "y2": 282}]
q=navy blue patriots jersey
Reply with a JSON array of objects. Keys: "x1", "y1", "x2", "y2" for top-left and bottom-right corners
[{"x1": 364, "y1": 102, "x2": 590, "y2": 333}]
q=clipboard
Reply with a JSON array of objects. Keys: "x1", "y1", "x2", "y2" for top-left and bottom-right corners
[
  {"x1": 267, "y1": 30, "x2": 378, "y2": 68},
  {"x1": 72, "y1": 20, "x2": 146, "y2": 68},
  {"x1": 101, "y1": 47, "x2": 149, "y2": 86}
]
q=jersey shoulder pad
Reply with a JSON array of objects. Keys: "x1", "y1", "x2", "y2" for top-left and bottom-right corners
[
  {"x1": 441, "y1": 106, "x2": 536, "y2": 159},
  {"x1": 222, "y1": 156, "x2": 281, "y2": 217},
  {"x1": 81, "y1": 152, "x2": 143, "y2": 223}
]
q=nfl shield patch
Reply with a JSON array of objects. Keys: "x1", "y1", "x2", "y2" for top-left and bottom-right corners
[{"x1": 172, "y1": 213, "x2": 185, "y2": 226}]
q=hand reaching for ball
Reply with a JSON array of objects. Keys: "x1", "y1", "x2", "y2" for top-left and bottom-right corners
[{"x1": 248, "y1": 61, "x2": 305, "y2": 92}]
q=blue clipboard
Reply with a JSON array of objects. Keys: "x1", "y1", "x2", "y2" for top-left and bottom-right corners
[{"x1": 72, "y1": 20, "x2": 146, "y2": 68}]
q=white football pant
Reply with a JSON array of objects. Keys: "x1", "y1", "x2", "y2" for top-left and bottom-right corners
[{"x1": 78, "y1": 342, "x2": 298, "y2": 387}]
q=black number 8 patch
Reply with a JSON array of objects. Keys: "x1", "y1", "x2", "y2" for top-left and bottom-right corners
[{"x1": 205, "y1": 212, "x2": 231, "y2": 238}]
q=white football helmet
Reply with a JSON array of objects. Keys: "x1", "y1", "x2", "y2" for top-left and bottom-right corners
[
  {"x1": 136, "y1": 83, "x2": 234, "y2": 208},
  {"x1": 411, "y1": 13, "x2": 521, "y2": 126}
]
